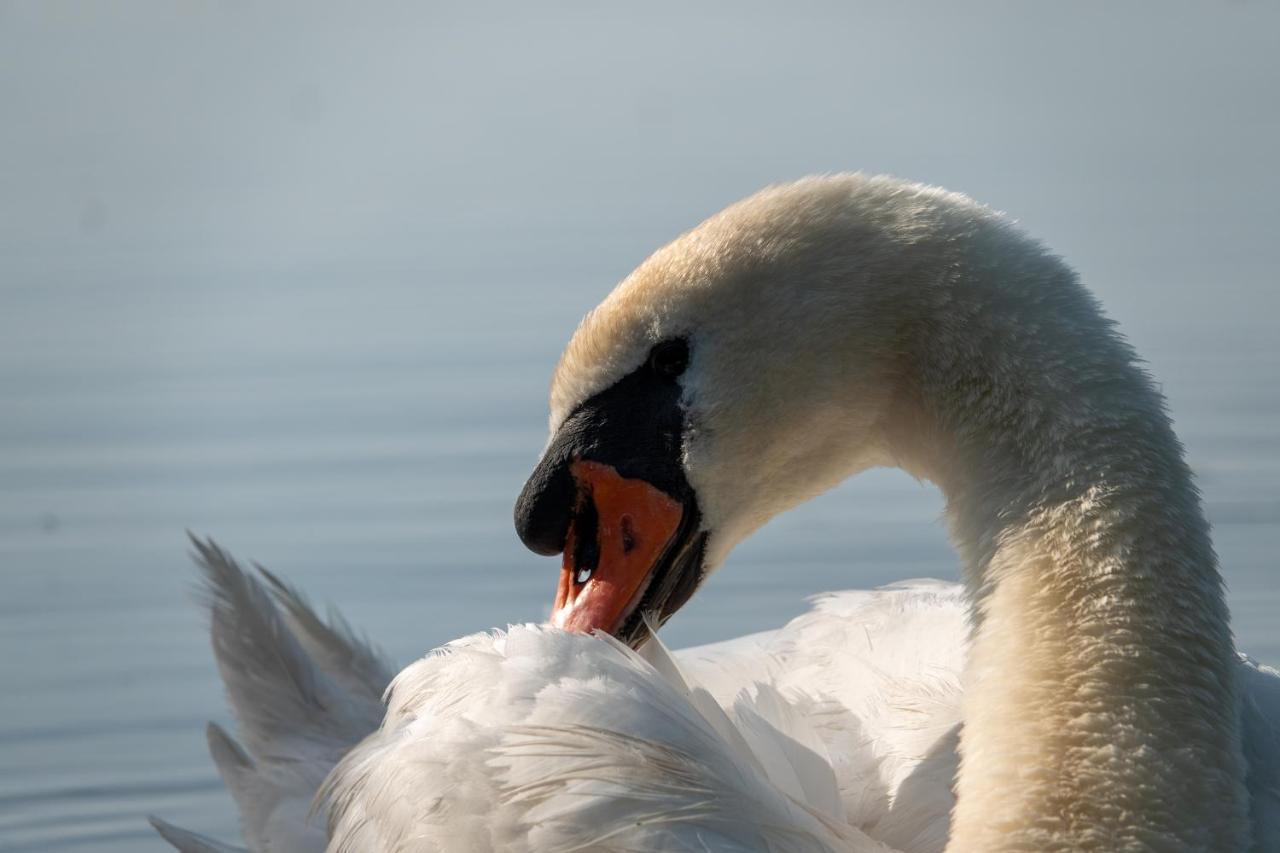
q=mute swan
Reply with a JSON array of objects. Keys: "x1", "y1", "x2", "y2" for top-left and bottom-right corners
[{"x1": 153, "y1": 175, "x2": 1280, "y2": 852}]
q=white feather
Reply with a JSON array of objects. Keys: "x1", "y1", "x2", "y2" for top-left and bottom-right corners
[
  {"x1": 153, "y1": 174, "x2": 1280, "y2": 851},
  {"x1": 153, "y1": 547, "x2": 1279, "y2": 853}
]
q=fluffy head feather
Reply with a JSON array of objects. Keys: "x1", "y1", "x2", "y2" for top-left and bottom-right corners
[
  {"x1": 547, "y1": 174, "x2": 1255, "y2": 849},
  {"x1": 549, "y1": 174, "x2": 1009, "y2": 569}
]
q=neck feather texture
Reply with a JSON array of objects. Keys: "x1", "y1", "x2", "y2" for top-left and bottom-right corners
[{"x1": 884, "y1": 224, "x2": 1250, "y2": 851}]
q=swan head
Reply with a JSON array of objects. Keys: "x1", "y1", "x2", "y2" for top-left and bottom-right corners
[{"x1": 515, "y1": 174, "x2": 993, "y2": 646}]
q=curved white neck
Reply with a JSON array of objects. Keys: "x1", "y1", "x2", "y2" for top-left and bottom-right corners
[{"x1": 883, "y1": 239, "x2": 1250, "y2": 850}]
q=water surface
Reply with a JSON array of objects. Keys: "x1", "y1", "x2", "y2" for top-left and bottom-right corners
[{"x1": 2, "y1": 2, "x2": 1277, "y2": 849}]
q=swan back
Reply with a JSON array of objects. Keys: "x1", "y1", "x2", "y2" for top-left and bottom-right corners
[
  {"x1": 152, "y1": 545, "x2": 1279, "y2": 853},
  {"x1": 323, "y1": 624, "x2": 884, "y2": 853}
]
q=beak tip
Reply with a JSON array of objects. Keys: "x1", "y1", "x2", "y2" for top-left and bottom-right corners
[{"x1": 514, "y1": 462, "x2": 575, "y2": 556}]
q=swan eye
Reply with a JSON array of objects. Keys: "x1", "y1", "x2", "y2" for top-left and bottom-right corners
[{"x1": 649, "y1": 339, "x2": 689, "y2": 379}]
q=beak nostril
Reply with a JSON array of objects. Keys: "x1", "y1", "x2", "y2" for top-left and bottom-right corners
[{"x1": 620, "y1": 515, "x2": 637, "y2": 554}]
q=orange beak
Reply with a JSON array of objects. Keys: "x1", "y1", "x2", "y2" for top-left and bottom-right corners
[{"x1": 551, "y1": 460, "x2": 685, "y2": 635}]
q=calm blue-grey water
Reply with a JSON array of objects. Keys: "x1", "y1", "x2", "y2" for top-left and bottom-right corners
[{"x1": 2, "y1": 2, "x2": 1278, "y2": 850}]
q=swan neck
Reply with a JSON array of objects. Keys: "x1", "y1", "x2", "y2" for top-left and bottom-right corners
[{"x1": 889, "y1": 245, "x2": 1250, "y2": 850}]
